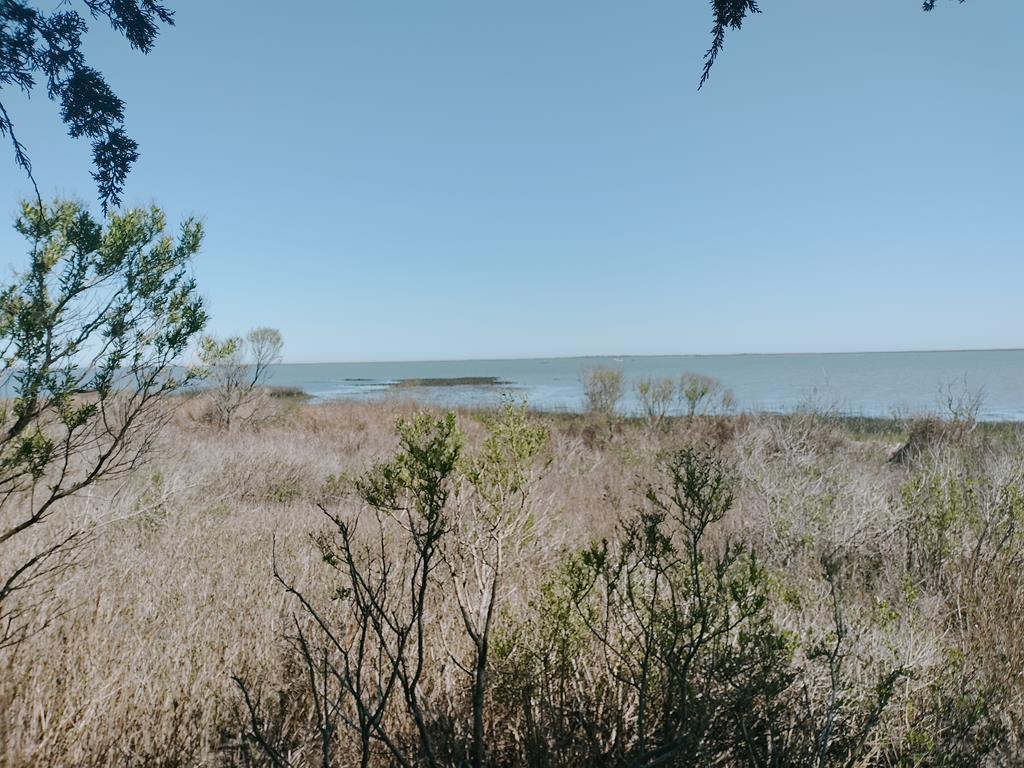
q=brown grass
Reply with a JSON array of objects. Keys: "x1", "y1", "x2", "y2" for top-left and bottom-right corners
[{"x1": 1, "y1": 400, "x2": 1022, "y2": 766}]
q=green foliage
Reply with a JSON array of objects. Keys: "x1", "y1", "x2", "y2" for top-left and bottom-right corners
[
  {"x1": 891, "y1": 466, "x2": 1024, "y2": 763},
  {"x1": 2, "y1": 198, "x2": 205, "y2": 441},
  {"x1": 267, "y1": 415, "x2": 1024, "y2": 767},
  {"x1": 355, "y1": 411, "x2": 463, "y2": 521},
  {"x1": 901, "y1": 469, "x2": 1024, "y2": 590},
  {"x1": 319, "y1": 472, "x2": 349, "y2": 502},
  {"x1": 701, "y1": 0, "x2": 762, "y2": 89},
  {"x1": 0, "y1": 197, "x2": 206, "y2": 647},
  {"x1": 1, "y1": 1, "x2": 174, "y2": 211},
  {"x1": 540, "y1": 446, "x2": 799, "y2": 764},
  {"x1": 300, "y1": 411, "x2": 466, "y2": 767},
  {"x1": 488, "y1": 551, "x2": 607, "y2": 766},
  {"x1": 9, "y1": 427, "x2": 53, "y2": 480},
  {"x1": 464, "y1": 399, "x2": 548, "y2": 525},
  {"x1": 198, "y1": 335, "x2": 241, "y2": 366},
  {"x1": 900, "y1": 647, "x2": 1007, "y2": 766},
  {"x1": 699, "y1": 0, "x2": 970, "y2": 89},
  {"x1": 266, "y1": 479, "x2": 301, "y2": 504},
  {"x1": 493, "y1": 557, "x2": 595, "y2": 693}
]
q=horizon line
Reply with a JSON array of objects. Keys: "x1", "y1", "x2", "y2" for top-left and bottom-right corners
[{"x1": 278, "y1": 346, "x2": 1024, "y2": 366}]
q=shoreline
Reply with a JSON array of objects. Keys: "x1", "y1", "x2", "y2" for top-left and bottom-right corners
[{"x1": 275, "y1": 347, "x2": 1024, "y2": 367}]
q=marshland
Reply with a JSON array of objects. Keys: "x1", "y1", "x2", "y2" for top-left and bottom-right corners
[
  {"x1": 2, "y1": 379, "x2": 1023, "y2": 765},
  {"x1": 1, "y1": 1, "x2": 1020, "y2": 765}
]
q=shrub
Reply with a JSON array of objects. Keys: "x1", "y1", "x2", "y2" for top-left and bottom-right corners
[
  {"x1": 0, "y1": 199, "x2": 206, "y2": 649},
  {"x1": 198, "y1": 326, "x2": 283, "y2": 429},
  {"x1": 634, "y1": 376, "x2": 675, "y2": 431},
  {"x1": 581, "y1": 366, "x2": 624, "y2": 418},
  {"x1": 562, "y1": 446, "x2": 796, "y2": 765},
  {"x1": 237, "y1": 406, "x2": 551, "y2": 768},
  {"x1": 679, "y1": 372, "x2": 722, "y2": 417}
]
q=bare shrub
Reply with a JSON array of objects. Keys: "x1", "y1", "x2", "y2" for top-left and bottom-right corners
[
  {"x1": 938, "y1": 376, "x2": 984, "y2": 433},
  {"x1": 890, "y1": 380, "x2": 986, "y2": 464},
  {"x1": 887, "y1": 456, "x2": 1024, "y2": 761},
  {"x1": 764, "y1": 393, "x2": 845, "y2": 461},
  {"x1": 237, "y1": 405, "x2": 550, "y2": 767},
  {"x1": 634, "y1": 376, "x2": 675, "y2": 431},
  {"x1": 888, "y1": 416, "x2": 945, "y2": 465},
  {"x1": 199, "y1": 327, "x2": 283, "y2": 429}
]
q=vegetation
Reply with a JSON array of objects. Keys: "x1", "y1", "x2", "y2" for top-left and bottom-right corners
[
  {"x1": 394, "y1": 377, "x2": 508, "y2": 388},
  {"x1": 0, "y1": 197, "x2": 206, "y2": 650},
  {"x1": 581, "y1": 365, "x2": 625, "y2": 418},
  {"x1": 635, "y1": 373, "x2": 734, "y2": 429},
  {"x1": 679, "y1": 371, "x2": 732, "y2": 417},
  {"x1": 0, "y1": 4, "x2": 1003, "y2": 766},
  {"x1": 699, "y1": 0, "x2": 971, "y2": 88},
  {"x1": 0, "y1": 205, "x2": 1010, "y2": 761},
  {"x1": 267, "y1": 386, "x2": 312, "y2": 401},
  {"x1": 0, "y1": 1, "x2": 176, "y2": 211},
  {"x1": 199, "y1": 327, "x2": 283, "y2": 429},
  {"x1": 635, "y1": 376, "x2": 675, "y2": 431},
  {"x1": 0, "y1": 394, "x2": 1021, "y2": 765}
]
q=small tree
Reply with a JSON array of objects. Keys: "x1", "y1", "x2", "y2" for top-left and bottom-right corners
[
  {"x1": 679, "y1": 372, "x2": 722, "y2": 418},
  {"x1": 0, "y1": 199, "x2": 206, "y2": 648},
  {"x1": 635, "y1": 377, "x2": 676, "y2": 432},
  {"x1": 236, "y1": 406, "x2": 550, "y2": 768},
  {"x1": 581, "y1": 366, "x2": 624, "y2": 419},
  {"x1": 451, "y1": 401, "x2": 548, "y2": 768},
  {"x1": 198, "y1": 326, "x2": 283, "y2": 429},
  {"x1": 236, "y1": 412, "x2": 464, "y2": 768}
]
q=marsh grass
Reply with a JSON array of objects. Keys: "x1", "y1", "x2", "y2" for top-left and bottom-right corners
[
  {"x1": 1, "y1": 398, "x2": 1022, "y2": 765},
  {"x1": 267, "y1": 386, "x2": 313, "y2": 401},
  {"x1": 392, "y1": 377, "x2": 509, "y2": 388}
]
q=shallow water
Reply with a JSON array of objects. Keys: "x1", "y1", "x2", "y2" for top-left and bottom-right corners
[{"x1": 265, "y1": 350, "x2": 1024, "y2": 421}]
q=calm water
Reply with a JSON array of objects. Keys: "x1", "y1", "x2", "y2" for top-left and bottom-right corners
[{"x1": 265, "y1": 351, "x2": 1024, "y2": 421}]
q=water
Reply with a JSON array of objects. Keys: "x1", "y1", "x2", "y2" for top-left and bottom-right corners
[{"x1": 265, "y1": 350, "x2": 1024, "y2": 421}]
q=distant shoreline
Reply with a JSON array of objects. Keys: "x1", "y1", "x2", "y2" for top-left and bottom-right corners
[
  {"x1": 277, "y1": 347, "x2": 1024, "y2": 367},
  {"x1": 258, "y1": 350, "x2": 1024, "y2": 422}
]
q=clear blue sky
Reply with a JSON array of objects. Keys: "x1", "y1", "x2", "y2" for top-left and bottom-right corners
[{"x1": 2, "y1": 1, "x2": 1021, "y2": 363}]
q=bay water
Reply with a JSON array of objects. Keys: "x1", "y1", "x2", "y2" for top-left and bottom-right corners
[{"x1": 265, "y1": 350, "x2": 1024, "y2": 421}]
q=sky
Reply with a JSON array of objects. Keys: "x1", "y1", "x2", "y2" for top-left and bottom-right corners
[{"x1": 1, "y1": 0, "x2": 1022, "y2": 363}]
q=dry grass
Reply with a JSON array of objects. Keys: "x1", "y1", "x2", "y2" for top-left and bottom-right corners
[{"x1": 1, "y1": 399, "x2": 1022, "y2": 766}]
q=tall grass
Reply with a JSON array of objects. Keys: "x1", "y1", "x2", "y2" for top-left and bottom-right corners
[{"x1": 0, "y1": 398, "x2": 1021, "y2": 766}]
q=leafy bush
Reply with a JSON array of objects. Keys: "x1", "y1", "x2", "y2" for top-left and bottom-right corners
[
  {"x1": 0, "y1": 198, "x2": 206, "y2": 648},
  {"x1": 559, "y1": 446, "x2": 797, "y2": 765}
]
